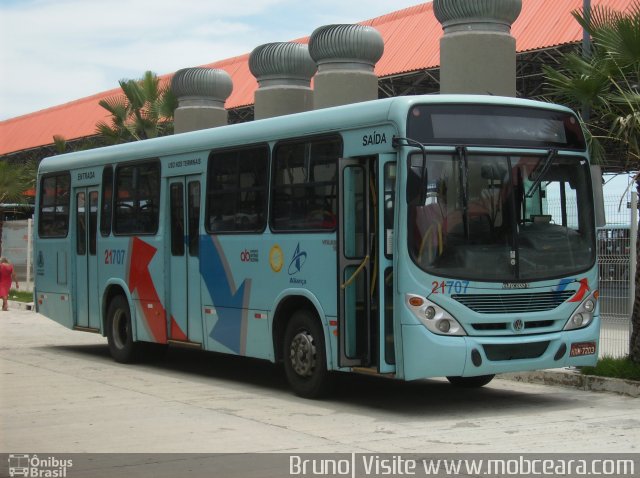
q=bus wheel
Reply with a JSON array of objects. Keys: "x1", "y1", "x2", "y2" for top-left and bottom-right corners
[
  {"x1": 446, "y1": 374, "x2": 495, "y2": 388},
  {"x1": 283, "y1": 310, "x2": 332, "y2": 398},
  {"x1": 106, "y1": 295, "x2": 139, "y2": 363}
]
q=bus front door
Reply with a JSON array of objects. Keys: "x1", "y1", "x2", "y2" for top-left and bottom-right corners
[
  {"x1": 167, "y1": 176, "x2": 202, "y2": 344},
  {"x1": 74, "y1": 187, "x2": 100, "y2": 330},
  {"x1": 338, "y1": 157, "x2": 374, "y2": 368},
  {"x1": 338, "y1": 155, "x2": 397, "y2": 372}
]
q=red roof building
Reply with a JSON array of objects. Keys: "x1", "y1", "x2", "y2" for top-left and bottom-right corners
[{"x1": 0, "y1": 0, "x2": 631, "y2": 157}]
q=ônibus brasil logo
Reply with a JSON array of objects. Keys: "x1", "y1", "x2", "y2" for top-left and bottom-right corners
[{"x1": 8, "y1": 454, "x2": 73, "y2": 477}]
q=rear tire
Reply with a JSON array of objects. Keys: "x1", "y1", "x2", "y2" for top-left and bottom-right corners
[
  {"x1": 106, "y1": 295, "x2": 140, "y2": 363},
  {"x1": 446, "y1": 374, "x2": 495, "y2": 388},
  {"x1": 283, "y1": 309, "x2": 332, "y2": 398}
]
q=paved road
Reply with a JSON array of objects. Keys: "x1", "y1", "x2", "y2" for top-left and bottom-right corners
[{"x1": 1, "y1": 309, "x2": 639, "y2": 454}]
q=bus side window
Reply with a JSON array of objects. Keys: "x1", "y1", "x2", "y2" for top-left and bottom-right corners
[
  {"x1": 38, "y1": 173, "x2": 70, "y2": 238},
  {"x1": 89, "y1": 191, "x2": 98, "y2": 255},
  {"x1": 188, "y1": 181, "x2": 200, "y2": 255},
  {"x1": 113, "y1": 161, "x2": 160, "y2": 235},
  {"x1": 205, "y1": 146, "x2": 268, "y2": 234},
  {"x1": 76, "y1": 192, "x2": 86, "y2": 255},
  {"x1": 271, "y1": 136, "x2": 341, "y2": 232},
  {"x1": 170, "y1": 183, "x2": 185, "y2": 256},
  {"x1": 100, "y1": 166, "x2": 113, "y2": 236}
]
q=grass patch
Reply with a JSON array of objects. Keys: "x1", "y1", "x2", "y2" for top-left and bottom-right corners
[
  {"x1": 581, "y1": 356, "x2": 640, "y2": 381},
  {"x1": 9, "y1": 289, "x2": 33, "y2": 303}
]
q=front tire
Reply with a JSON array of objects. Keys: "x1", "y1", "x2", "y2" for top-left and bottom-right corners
[
  {"x1": 106, "y1": 295, "x2": 140, "y2": 363},
  {"x1": 283, "y1": 309, "x2": 332, "y2": 398},
  {"x1": 446, "y1": 374, "x2": 495, "y2": 388}
]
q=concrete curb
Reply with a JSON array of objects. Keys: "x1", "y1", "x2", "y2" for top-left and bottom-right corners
[
  {"x1": 500, "y1": 369, "x2": 640, "y2": 398},
  {"x1": 11, "y1": 301, "x2": 34, "y2": 312}
]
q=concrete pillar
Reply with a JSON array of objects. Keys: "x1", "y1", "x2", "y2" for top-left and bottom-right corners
[
  {"x1": 171, "y1": 67, "x2": 233, "y2": 133},
  {"x1": 249, "y1": 42, "x2": 316, "y2": 120},
  {"x1": 434, "y1": 0, "x2": 522, "y2": 96},
  {"x1": 308, "y1": 24, "x2": 384, "y2": 109}
]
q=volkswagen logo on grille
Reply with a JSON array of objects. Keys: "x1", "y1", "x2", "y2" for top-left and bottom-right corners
[{"x1": 513, "y1": 319, "x2": 524, "y2": 331}]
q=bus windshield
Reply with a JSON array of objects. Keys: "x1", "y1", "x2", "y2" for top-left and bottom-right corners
[{"x1": 407, "y1": 152, "x2": 596, "y2": 281}]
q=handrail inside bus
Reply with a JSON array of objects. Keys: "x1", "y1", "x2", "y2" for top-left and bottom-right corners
[
  {"x1": 341, "y1": 255, "x2": 370, "y2": 290},
  {"x1": 392, "y1": 136, "x2": 429, "y2": 204}
]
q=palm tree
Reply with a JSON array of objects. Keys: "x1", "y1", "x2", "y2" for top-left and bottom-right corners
[
  {"x1": 544, "y1": 1, "x2": 640, "y2": 362},
  {"x1": 0, "y1": 161, "x2": 36, "y2": 206},
  {"x1": 96, "y1": 71, "x2": 177, "y2": 144},
  {"x1": 52, "y1": 135, "x2": 68, "y2": 154}
]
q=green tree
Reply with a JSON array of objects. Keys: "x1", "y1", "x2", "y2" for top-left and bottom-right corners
[
  {"x1": 0, "y1": 160, "x2": 36, "y2": 252},
  {"x1": 0, "y1": 160, "x2": 36, "y2": 206},
  {"x1": 544, "y1": 2, "x2": 640, "y2": 363},
  {"x1": 96, "y1": 71, "x2": 177, "y2": 144},
  {"x1": 52, "y1": 134, "x2": 68, "y2": 154}
]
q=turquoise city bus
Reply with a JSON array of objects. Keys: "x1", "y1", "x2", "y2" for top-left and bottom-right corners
[{"x1": 34, "y1": 95, "x2": 600, "y2": 397}]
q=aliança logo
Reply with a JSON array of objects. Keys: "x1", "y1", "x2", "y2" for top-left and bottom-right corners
[{"x1": 288, "y1": 243, "x2": 307, "y2": 275}]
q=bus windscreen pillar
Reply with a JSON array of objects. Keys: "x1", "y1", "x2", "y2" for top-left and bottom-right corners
[
  {"x1": 249, "y1": 42, "x2": 316, "y2": 120},
  {"x1": 171, "y1": 67, "x2": 233, "y2": 133},
  {"x1": 434, "y1": 0, "x2": 522, "y2": 97},
  {"x1": 309, "y1": 24, "x2": 384, "y2": 110}
]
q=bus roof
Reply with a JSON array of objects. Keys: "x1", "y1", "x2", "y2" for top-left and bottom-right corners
[{"x1": 38, "y1": 94, "x2": 577, "y2": 174}]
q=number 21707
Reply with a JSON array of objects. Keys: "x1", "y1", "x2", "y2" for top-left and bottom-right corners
[
  {"x1": 104, "y1": 249, "x2": 125, "y2": 265},
  {"x1": 431, "y1": 280, "x2": 470, "y2": 294}
]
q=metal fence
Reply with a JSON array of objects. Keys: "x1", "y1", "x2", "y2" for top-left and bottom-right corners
[
  {"x1": 0, "y1": 218, "x2": 33, "y2": 291},
  {"x1": 597, "y1": 193, "x2": 637, "y2": 358}
]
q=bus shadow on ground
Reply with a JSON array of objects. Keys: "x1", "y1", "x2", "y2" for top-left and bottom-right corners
[
  {"x1": 328, "y1": 373, "x2": 570, "y2": 417},
  {"x1": 46, "y1": 342, "x2": 572, "y2": 416}
]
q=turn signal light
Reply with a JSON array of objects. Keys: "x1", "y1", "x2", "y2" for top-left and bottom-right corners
[{"x1": 408, "y1": 296, "x2": 424, "y2": 307}]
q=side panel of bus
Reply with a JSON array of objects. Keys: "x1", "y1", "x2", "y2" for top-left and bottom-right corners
[
  {"x1": 35, "y1": 172, "x2": 73, "y2": 327},
  {"x1": 106, "y1": 159, "x2": 167, "y2": 344},
  {"x1": 198, "y1": 139, "x2": 340, "y2": 362},
  {"x1": 36, "y1": 167, "x2": 102, "y2": 331}
]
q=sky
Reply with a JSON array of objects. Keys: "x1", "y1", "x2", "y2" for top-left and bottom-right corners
[
  {"x1": 601, "y1": 173, "x2": 638, "y2": 224},
  {"x1": 0, "y1": 0, "x2": 423, "y2": 121}
]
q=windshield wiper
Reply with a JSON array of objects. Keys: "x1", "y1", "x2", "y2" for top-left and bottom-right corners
[
  {"x1": 526, "y1": 149, "x2": 557, "y2": 198},
  {"x1": 392, "y1": 136, "x2": 428, "y2": 203},
  {"x1": 456, "y1": 146, "x2": 469, "y2": 240}
]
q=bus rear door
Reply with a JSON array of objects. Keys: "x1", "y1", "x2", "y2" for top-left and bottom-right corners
[
  {"x1": 167, "y1": 176, "x2": 203, "y2": 344},
  {"x1": 73, "y1": 187, "x2": 100, "y2": 330}
]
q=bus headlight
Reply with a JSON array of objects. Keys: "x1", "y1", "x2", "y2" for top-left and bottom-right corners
[
  {"x1": 571, "y1": 313, "x2": 584, "y2": 327},
  {"x1": 583, "y1": 299, "x2": 595, "y2": 312},
  {"x1": 406, "y1": 294, "x2": 466, "y2": 336},
  {"x1": 424, "y1": 306, "x2": 436, "y2": 321},
  {"x1": 564, "y1": 291, "x2": 598, "y2": 331},
  {"x1": 436, "y1": 319, "x2": 451, "y2": 333}
]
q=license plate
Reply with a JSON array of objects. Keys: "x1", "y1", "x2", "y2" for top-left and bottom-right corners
[{"x1": 570, "y1": 341, "x2": 596, "y2": 357}]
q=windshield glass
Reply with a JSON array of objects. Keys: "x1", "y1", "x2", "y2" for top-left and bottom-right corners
[{"x1": 407, "y1": 152, "x2": 595, "y2": 281}]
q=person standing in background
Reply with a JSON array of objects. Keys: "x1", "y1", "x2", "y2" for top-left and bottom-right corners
[{"x1": 0, "y1": 257, "x2": 19, "y2": 311}]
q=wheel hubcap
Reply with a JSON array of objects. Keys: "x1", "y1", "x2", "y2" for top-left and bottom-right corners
[
  {"x1": 289, "y1": 331, "x2": 316, "y2": 377},
  {"x1": 112, "y1": 309, "x2": 128, "y2": 350}
]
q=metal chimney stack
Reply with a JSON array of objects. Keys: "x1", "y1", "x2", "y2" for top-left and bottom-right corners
[
  {"x1": 171, "y1": 67, "x2": 233, "y2": 133},
  {"x1": 249, "y1": 42, "x2": 316, "y2": 120},
  {"x1": 309, "y1": 24, "x2": 384, "y2": 109},
  {"x1": 434, "y1": 0, "x2": 522, "y2": 96}
]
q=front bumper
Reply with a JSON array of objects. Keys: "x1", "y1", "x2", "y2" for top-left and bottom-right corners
[{"x1": 401, "y1": 316, "x2": 600, "y2": 380}]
